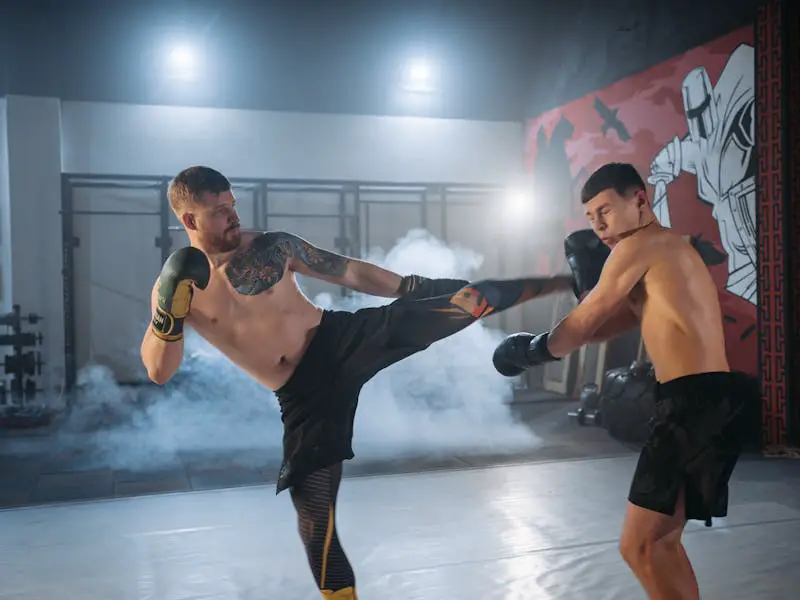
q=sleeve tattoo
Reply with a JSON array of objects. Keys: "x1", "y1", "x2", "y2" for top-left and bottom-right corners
[{"x1": 289, "y1": 236, "x2": 350, "y2": 277}]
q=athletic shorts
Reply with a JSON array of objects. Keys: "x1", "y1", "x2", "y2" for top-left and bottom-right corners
[
  {"x1": 273, "y1": 279, "x2": 469, "y2": 493},
  {"x1": 628, "y1": 371, "x2": 755, "y2": 526}
]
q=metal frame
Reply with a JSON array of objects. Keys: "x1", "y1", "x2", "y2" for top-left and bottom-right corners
[{"x1": 60, "y1": 174, "x2": 503, "y2": 391}]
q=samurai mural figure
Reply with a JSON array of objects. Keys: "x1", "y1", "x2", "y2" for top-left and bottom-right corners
[{"x1": 648, "y1": 43, "x2": 756, "y2": 304}]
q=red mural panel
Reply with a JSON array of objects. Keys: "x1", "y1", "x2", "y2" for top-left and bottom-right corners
[
  {"x1": 787, "y1": 0, "x2": 800, "y2": 444},
  {"x1": 524, "y1": 28, "x2": 757, "y2": 377}
]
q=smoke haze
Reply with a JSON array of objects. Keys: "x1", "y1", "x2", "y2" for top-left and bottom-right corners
[{"x1": 57, "y1": 230, "x2": 539, "y2": 471}]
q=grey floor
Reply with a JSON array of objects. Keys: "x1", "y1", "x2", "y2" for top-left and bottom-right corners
[
  {"x1": 2, "y1": 393, "x2": 798, "y2": 599},
  {"x1": 1, "y1": 455, "x2": 798, "y2": 600}
]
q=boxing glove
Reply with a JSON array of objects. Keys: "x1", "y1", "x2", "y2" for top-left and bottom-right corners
[
  {"x1": 151, "y1": 247, "x2": 211, "y2": 341},
  {"x1": 564, "y1": 229, "x2": 611, "y2": 300},
  {"x1": 492, "y1": 332, "x2": 559, "y2": 377}
]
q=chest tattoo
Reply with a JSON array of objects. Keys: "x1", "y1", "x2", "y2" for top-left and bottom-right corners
[
  {"x1": 226, "y1": 233, "x2": 294, "y2": 295},
  {"x1": 225, "y1": 231, "x2": 349, "y2": 296}
]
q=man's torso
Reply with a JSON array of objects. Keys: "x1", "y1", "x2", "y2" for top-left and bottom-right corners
[
  {"x1": 624, "y1": 228, "x2": 729, "y2": 382},
  {"x1": 185, "y1": 232, "x2": 324, "y2": 390}
]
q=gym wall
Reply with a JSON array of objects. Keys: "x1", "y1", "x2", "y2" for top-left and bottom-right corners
[
  {"x1": 60, "y1": 102, "x2": 524, "y2": 183},
  {"x1": 755, "y1": 0, "x2": 800, "y2": 449},
  {"x1": 523, "y1": 27, "x2": 757, "y2": 391},
  {"x1": 0, "y1": 95, "x2": 526, "y2": 391},
  {"x1": 0, "y1": 98, "x2": 10, "y2": 314},
  {"x1": 2, "y1": 96, "x2": 62, "y2": 393}
]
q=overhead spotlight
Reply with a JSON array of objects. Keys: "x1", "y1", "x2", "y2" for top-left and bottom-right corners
[
  {"x1": 402, "y1": 58, "x2": 437, "y2": 93},
  {"x1": 165, "y1": 43, "x2": 199, "y2": 81}
]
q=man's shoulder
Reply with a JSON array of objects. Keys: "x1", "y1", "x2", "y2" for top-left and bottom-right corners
[
  {"x1": 615, "y1": 225, "x2": 679, "y2": 258},
  {"x1": 246, "y1": 230, "x2": 299, "y2": 247},
  {"x1": 606, "y1": 228, "x2": 667, "y2": 278},
  {"x1": 608, "y1": 233, "x2": 646, "y2": 260}
]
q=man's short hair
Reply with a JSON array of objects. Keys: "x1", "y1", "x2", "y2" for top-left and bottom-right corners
[
  {"x1": 168, "y1": 166, "x2": 231, "y2": 214},
  {"x1": 580, "y1": 162, "x2": 646, "y2": 204}
]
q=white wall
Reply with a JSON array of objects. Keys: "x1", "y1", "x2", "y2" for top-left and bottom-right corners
[
  {"x1": 60, "y1": 101, "x2": 524, "y2": 183},
  {"x1": 4, "y1": 96, "x2": 63, "y2": 392},
  {"x1": 0, "y1": 97, "x2": 11, "y2": 313},
  {"x1": 1, "y1": 96, "x2": 527, "y2": 390}
]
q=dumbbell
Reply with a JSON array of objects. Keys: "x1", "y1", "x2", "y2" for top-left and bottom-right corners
[
  {"x1": 4, "y1": 351, "x2": 44, "y2": 376},
  {"x1": 0, "y1": 309, "x2": 43, "y2": 327},
  {"x1": 568, "y1": 407, "x2": 602, "y2": 426}
]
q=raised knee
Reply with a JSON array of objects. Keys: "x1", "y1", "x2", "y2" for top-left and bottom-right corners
[
  {"x1": 449, "y1": 279, "x2": 514, "y2": 318},
  {"x1": 448, "y1": 284, "x2": 491, "y2": 318}
]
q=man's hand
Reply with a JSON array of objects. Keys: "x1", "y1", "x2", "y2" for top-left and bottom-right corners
[
  {"x1": 151, "y1": 247, "x2": 210, "y2": 341},
  {"x1": 565, "y1": 229, "x2": 611, "y2": 299},
  {"x1": 492, "y1": 332, "x2": 559, "y2": 377}
]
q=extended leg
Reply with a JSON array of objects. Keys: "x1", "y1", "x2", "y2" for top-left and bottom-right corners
[
  {"x1": 390, "y1": 276, "x2": 572, "y2": 348},
  {"x1": 290, "y1": 463, "x2": 358, "y2": 599}
]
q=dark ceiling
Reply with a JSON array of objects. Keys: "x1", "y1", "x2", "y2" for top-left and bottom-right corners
[{"x1": 0, "y1": 0, "x2": 759, "y2": 122}]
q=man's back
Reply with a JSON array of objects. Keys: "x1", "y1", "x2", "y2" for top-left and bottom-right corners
[{"x1": 634, "y1": 228, "x2": 730, "y2": 382}]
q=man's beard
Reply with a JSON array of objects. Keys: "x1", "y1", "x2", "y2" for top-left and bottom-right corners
[{"x1": 201, "y1": 228, "x2": 241, "y2": 253}]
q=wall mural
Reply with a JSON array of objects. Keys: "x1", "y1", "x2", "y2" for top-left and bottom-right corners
[{"x1": 524, "y1": 27, "x2": 756, "y2": 376}]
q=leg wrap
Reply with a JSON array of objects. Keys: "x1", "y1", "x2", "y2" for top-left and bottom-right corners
[{"x1": 290, "y1": 463, "x2": 356, "y2": 594}]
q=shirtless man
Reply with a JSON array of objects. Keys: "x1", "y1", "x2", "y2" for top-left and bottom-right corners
[
  {"x1": 492, "y1": 162, "x2": 751, "y2": 599},
  {"x1": 140, "y1": 166, "x2": 574, "y2": 599}
]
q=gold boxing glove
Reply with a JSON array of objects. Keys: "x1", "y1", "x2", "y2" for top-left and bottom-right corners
[{"x1": 151, "y1": 247, "x2": 210, "y2": 342}]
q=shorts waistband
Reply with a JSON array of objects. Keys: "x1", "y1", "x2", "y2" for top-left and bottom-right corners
[{"x1": 656, "y1": 371, "x2": 737, "y2": 397}]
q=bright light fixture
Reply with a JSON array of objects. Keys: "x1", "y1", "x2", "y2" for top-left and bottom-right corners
[
  {"x1": 504, "y1": 190, "x2": 531, "y2": 221},
  {"x1": 402, "y1": 58, "x2": 436, "y2": 93},
  {"x1": 165, "y1": 44, "x2": 199, "y2": 81}
]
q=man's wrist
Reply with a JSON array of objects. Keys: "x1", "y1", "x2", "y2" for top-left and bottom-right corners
[
  {"x1": 526, "y1": 332, "x2": 559, "y2": 364},
  {"x1": 151, "y1": 306, "x2": 184, "y2": 342}
]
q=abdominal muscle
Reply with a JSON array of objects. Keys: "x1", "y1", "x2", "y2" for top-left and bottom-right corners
[{"x1": 186, "y1": 274, "x2": 324, "y2": 391}]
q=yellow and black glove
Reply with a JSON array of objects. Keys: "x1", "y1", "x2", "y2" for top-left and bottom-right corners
[{"x1": 151, "y1": 247, "x2": 211, "y2": 342}]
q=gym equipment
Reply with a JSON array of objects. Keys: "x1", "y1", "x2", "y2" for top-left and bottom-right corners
[
  {"x1": 0, "y1": 309, "x2": 42, "y2": 327},
  {"x1": 568, "y1": 383, "x2": 603, "y2": 426},
  {"x1": 598, "y1": 361, "x2": 657, "y2": 444},
  {"x1": 5, "y1": 351, "x2": 44, "y2": 376},
  {"x1": 0, "y1": 304, "x2": 49, "y2": 428}
]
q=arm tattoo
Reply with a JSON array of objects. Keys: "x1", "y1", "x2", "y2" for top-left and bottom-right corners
[
  {"x1": 290, "y1": 237, "x2": 350, "y2": 278},
  {"x1": 226, "y1": 232, "x2": 349, "y2": 296}
]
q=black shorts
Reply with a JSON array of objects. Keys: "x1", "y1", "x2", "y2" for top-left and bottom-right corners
[
  {"x1": 273, "y1": 279, "x2": 469, "y2": 493},
  {"x1": 628, "y1": 371, "x2": 755, "y2": 526}
]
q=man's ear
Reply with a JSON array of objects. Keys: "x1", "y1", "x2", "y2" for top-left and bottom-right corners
[{"x1": 181, "y1": 212, "x2": 198, "y2": 231}]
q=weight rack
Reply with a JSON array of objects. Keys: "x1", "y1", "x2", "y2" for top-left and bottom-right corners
[{"x1": 0, "y1": 304, "x2": 49, "y2": 428}]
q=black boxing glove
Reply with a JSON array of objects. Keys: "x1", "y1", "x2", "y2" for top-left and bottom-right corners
[
  {"x1": 397, "y1": 274, "x2": 470, "y2": 301},
  {"x1": 564, "y1": 229, "x2": 611, "y2": 300},
  {"x1": 492, "y1": 332, "x2": 559, "y2": 377},
  {"x1": 151, "y1": 247, "x2": 211, "y2": 342}
]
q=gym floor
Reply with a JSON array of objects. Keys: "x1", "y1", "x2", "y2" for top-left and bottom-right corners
[
  {"x1": 1, "y1": 395, "x2": 798, "y2": 599},
  {"x1": 1, "y1": 454, "x2": 798, "y2": 599}
]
